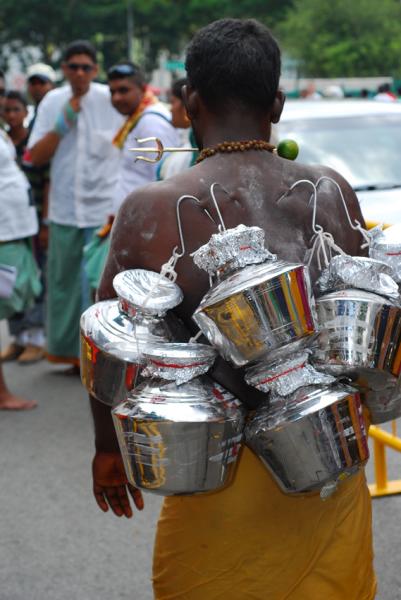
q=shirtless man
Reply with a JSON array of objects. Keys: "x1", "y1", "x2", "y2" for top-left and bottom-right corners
[{"x1": 90, "y1": 19, "x2": 376, "y2": 600}]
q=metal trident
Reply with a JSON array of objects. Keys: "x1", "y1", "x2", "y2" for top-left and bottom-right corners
[{"x1": 129, "y1": 136, "x2": 199, "y2": 163}]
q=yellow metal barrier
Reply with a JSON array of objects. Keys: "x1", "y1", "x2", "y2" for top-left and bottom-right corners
[
  {"x1": 369, "y1": 423, "x2": 401, "y2": 497},
  {"x1": 361, "y1": 220, "x2": 398, "y2": 497}
]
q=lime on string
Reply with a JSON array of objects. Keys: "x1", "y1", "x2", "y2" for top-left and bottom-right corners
[{"x1": 277, "y1": 139, "x2": 299, "y2": 161}]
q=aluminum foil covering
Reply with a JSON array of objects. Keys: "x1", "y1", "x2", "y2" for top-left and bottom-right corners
[
  {"x1": 317, "y1": 255, "x2": 399, "y2": 300},
  {"x1": 113, "y1": 269, "x2": 183, "y2": 316},
  {"x1": 142, "y1": 342, "x2": 216, "y2": 385},
  {"x1": 192, "y1": 224, "x2": 276, "y2": 276},
  {"x1": 245, "y1": 351, "x2": 335, "y2": 396},
  {"x1": 369, "y1": 224, "x2": 401, "y2": 283}
]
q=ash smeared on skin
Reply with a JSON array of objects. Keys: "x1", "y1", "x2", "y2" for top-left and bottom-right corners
[
  {"x1": 238, "y1": 165, "x2": 266, "y2": 211},
  {"x1": 141, "y1": 221, "x2": 158, "y2": 242}
]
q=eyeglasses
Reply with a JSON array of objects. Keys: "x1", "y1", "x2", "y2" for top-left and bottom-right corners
[
  {"x1": 107, "y1": 64, "x2": 138, "y2": 78},
  {"x1": 67, "y1": 63, "x2": 94, "y2": 73}
]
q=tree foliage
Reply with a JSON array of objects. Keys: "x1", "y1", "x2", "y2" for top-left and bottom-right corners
[
  {"x1": 278, "y1": 0, "x2": 401, "y2": 77},
  {"x1": 0, "y1": 0, "x2": 292, "y2": 73}
]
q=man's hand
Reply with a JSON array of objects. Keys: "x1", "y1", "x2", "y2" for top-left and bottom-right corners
[
  {"x1": 92, "y1": 451, "x2": 144, "y2": 518},
  {"x1": 69, "y1": 96, "x2": 81, "y2": 112},
  {"x1": 38, "y1": 223, "x2": 49, "y2": 250}
]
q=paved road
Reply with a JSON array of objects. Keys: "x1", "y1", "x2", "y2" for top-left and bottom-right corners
[{"x1": 1, "y1": 348, "x2": 401, "y2": 599}]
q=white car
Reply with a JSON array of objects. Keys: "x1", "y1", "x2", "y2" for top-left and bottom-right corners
[{"x1": 276, "y1": 99, "x2": 401, "y2": 224}]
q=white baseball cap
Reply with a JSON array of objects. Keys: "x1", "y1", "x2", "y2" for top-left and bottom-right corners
[{"x1": 26, "y1": 63, "x2": 56, "y2": 83}]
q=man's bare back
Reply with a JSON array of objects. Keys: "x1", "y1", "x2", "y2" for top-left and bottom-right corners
[{"x1": 100, "y1": 151, "x2": 365, "y2": 315}]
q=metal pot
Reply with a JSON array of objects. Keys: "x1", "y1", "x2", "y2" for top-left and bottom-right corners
[
  {"x1": 314, "y1": 288, "x2": 401, "y2": 378},
  {"x1": 192, "y1": 224, "x2": 317, "y2": 367},
  {"x1": 80, "y1": 269, "x2": 184, "y2": 406},
  {"x1": 112, "y1": 342, "x2": 245, "y2": 495},
  {"x1": 369, "y1": 224, "x2": 401, "y2": 283},
  {"x1": 193, "y1": 259, "x2": 317, "y2": 367},
  {"x1": 245, "y1": 384, "x2": 369, "y2": 497},
  {"x1": 349, "y1": 370, "x2": 401, "y2": 424}
]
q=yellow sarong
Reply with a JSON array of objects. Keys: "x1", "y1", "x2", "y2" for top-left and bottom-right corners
[{"x1": 153, "y1": 448, "x2": 376, "y2": 599}]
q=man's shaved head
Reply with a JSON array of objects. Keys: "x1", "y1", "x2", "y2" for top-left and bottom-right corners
[{"x1": 185, "y1": 18, "x2": 281, "y2": 114}]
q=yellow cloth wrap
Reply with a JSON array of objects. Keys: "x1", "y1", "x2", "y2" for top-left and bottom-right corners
[{"x1": 153, "y1": 447, "x2": 376, "y2": 600}]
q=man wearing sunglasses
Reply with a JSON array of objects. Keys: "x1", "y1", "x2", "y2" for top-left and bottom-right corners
[
  {"x1": 27, "y1": 40, "x2": 122, "y2": 371},
  {"x1": 107, "y1": 62, "x2": 179, "y2": 213}
]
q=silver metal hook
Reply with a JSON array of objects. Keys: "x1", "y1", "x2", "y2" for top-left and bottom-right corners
[
  {"x1": 315, "y1": 176, "x2": 370, "y2": 244},
  {"x1": 210, "y1": 182, "x2": 231, "y2": 232},
  {"x1": 174, "y1": 195, "x2": 203, "y2": 258}
]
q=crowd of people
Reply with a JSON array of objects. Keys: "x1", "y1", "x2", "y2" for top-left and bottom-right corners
[{"x1": 0, "y1": 40, "x2": 187, "y2": 409}]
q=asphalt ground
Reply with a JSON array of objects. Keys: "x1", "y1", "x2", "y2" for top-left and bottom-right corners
[{"x1": 1, "y1": 328, "x2": 401, "y2": 599}]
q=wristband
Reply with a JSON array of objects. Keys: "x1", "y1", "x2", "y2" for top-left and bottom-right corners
[{"x1": 53, "y1": 101, "x2": 78, "y2": 137}]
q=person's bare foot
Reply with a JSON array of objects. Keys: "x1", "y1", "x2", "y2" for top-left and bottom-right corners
[{"x1": 0, "y1": 393, "x2": 37, "y2": 410}]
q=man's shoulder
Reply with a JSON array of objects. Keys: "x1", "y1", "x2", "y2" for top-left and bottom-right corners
[
  {"x1": 89, "y1": 82, "x2": 110, "y2": 97},
  {"x1": 45, "y1": 85, "x2": 70, "y2": 100},
  {"x1": 142, "y1": 102, "x2": 171, "y2": 118},
  {"x1": 39, "y1": 85, "x2": 69, "y2": 108},
  {"x1": 123, "y1": 170, "x2": 194, "y2": 210},
  {"x1": 280, "y1": 157, "x2": 352, "y2": 191}
]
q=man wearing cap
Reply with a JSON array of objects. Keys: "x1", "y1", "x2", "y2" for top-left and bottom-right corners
[
  {"x1": 26, "y1": 63, "x2": 56, "y2": 129},
  {"x1": 27, "y1": 40, "x2": 122, "y2": 370}
]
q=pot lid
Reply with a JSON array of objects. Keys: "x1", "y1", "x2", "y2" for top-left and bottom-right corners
[
  {"x1": 142, "y1": 342, "x2": 216, "y2": 384},
  {"x1": 316, "y1": 287, "x2": 397, "y2": 307},
  {"x1": 113, "y1": 269, "x2": 183, "y2": 316},
  {"x1": 317, "y1": 255, "x2": 399, "y2": 300},
  {"x1": 245, "y1": 351, "x2": 335, "y2": 396}
]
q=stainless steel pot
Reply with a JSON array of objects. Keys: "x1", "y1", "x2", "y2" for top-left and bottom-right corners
[
  {"x1": 80, "y1": 269, "x2": 183, "y2": 406},
  {"x1": 349, "y1": 370, "x2": 401, "y2": 424},
  {"x1": 193, "y1": 260, "x2": 317, "y2": 367},
  {"x1": 369, "y1": 224, "x2": 401, "y2": 283},
  {"x1": 192, "y1": 224, "x2": 317, "y2": 367},
  {"x1": 314, "y1": 288, "x2": 401, "y2": 378},
  {"x1": 245, "y1": 384, "x2": 369, "y2": 497},
  {"x1": 112, "y1": 343, "x2": 245, "y2": 495}
]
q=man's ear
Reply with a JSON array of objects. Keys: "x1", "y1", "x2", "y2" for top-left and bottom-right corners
[
  {"x1": 182, "y1": 84, "x2": 200, "y2": 121},
  {"x1": 271, "y1": 90, "x2": 285, "y2": 124}
]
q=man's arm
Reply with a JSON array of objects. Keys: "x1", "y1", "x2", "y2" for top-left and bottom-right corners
[
  {"x1": 29, "y1": 132, "x2": 62, "y2": 167},
  {"x1": 90, "y1": 197, "x2": 148, "y2": 518},
  {"x1": 28, "y1": 96, "x2": 80, "y2": 167}
]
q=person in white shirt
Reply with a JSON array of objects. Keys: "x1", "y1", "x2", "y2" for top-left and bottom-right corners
[
  {"x1": 107, "y1": 62, "x2": 179, "y2": 212},
  {"x1": 82, "y1": 62, "x2": 179, "y2": 293},
  {"x1": 28, "y1": 40, "x2": 122, "y2": 371},
  {"x1": 0, "y1": 131, "x2": 39, "y2": 409}
]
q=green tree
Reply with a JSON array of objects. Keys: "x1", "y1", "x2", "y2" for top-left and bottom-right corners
[
  {"x1": 0, "y1": 0, "x2": 293, "y2": 73},
  {"x1": 278, "y1": 0, "x2": 401, "y2": 77}
]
